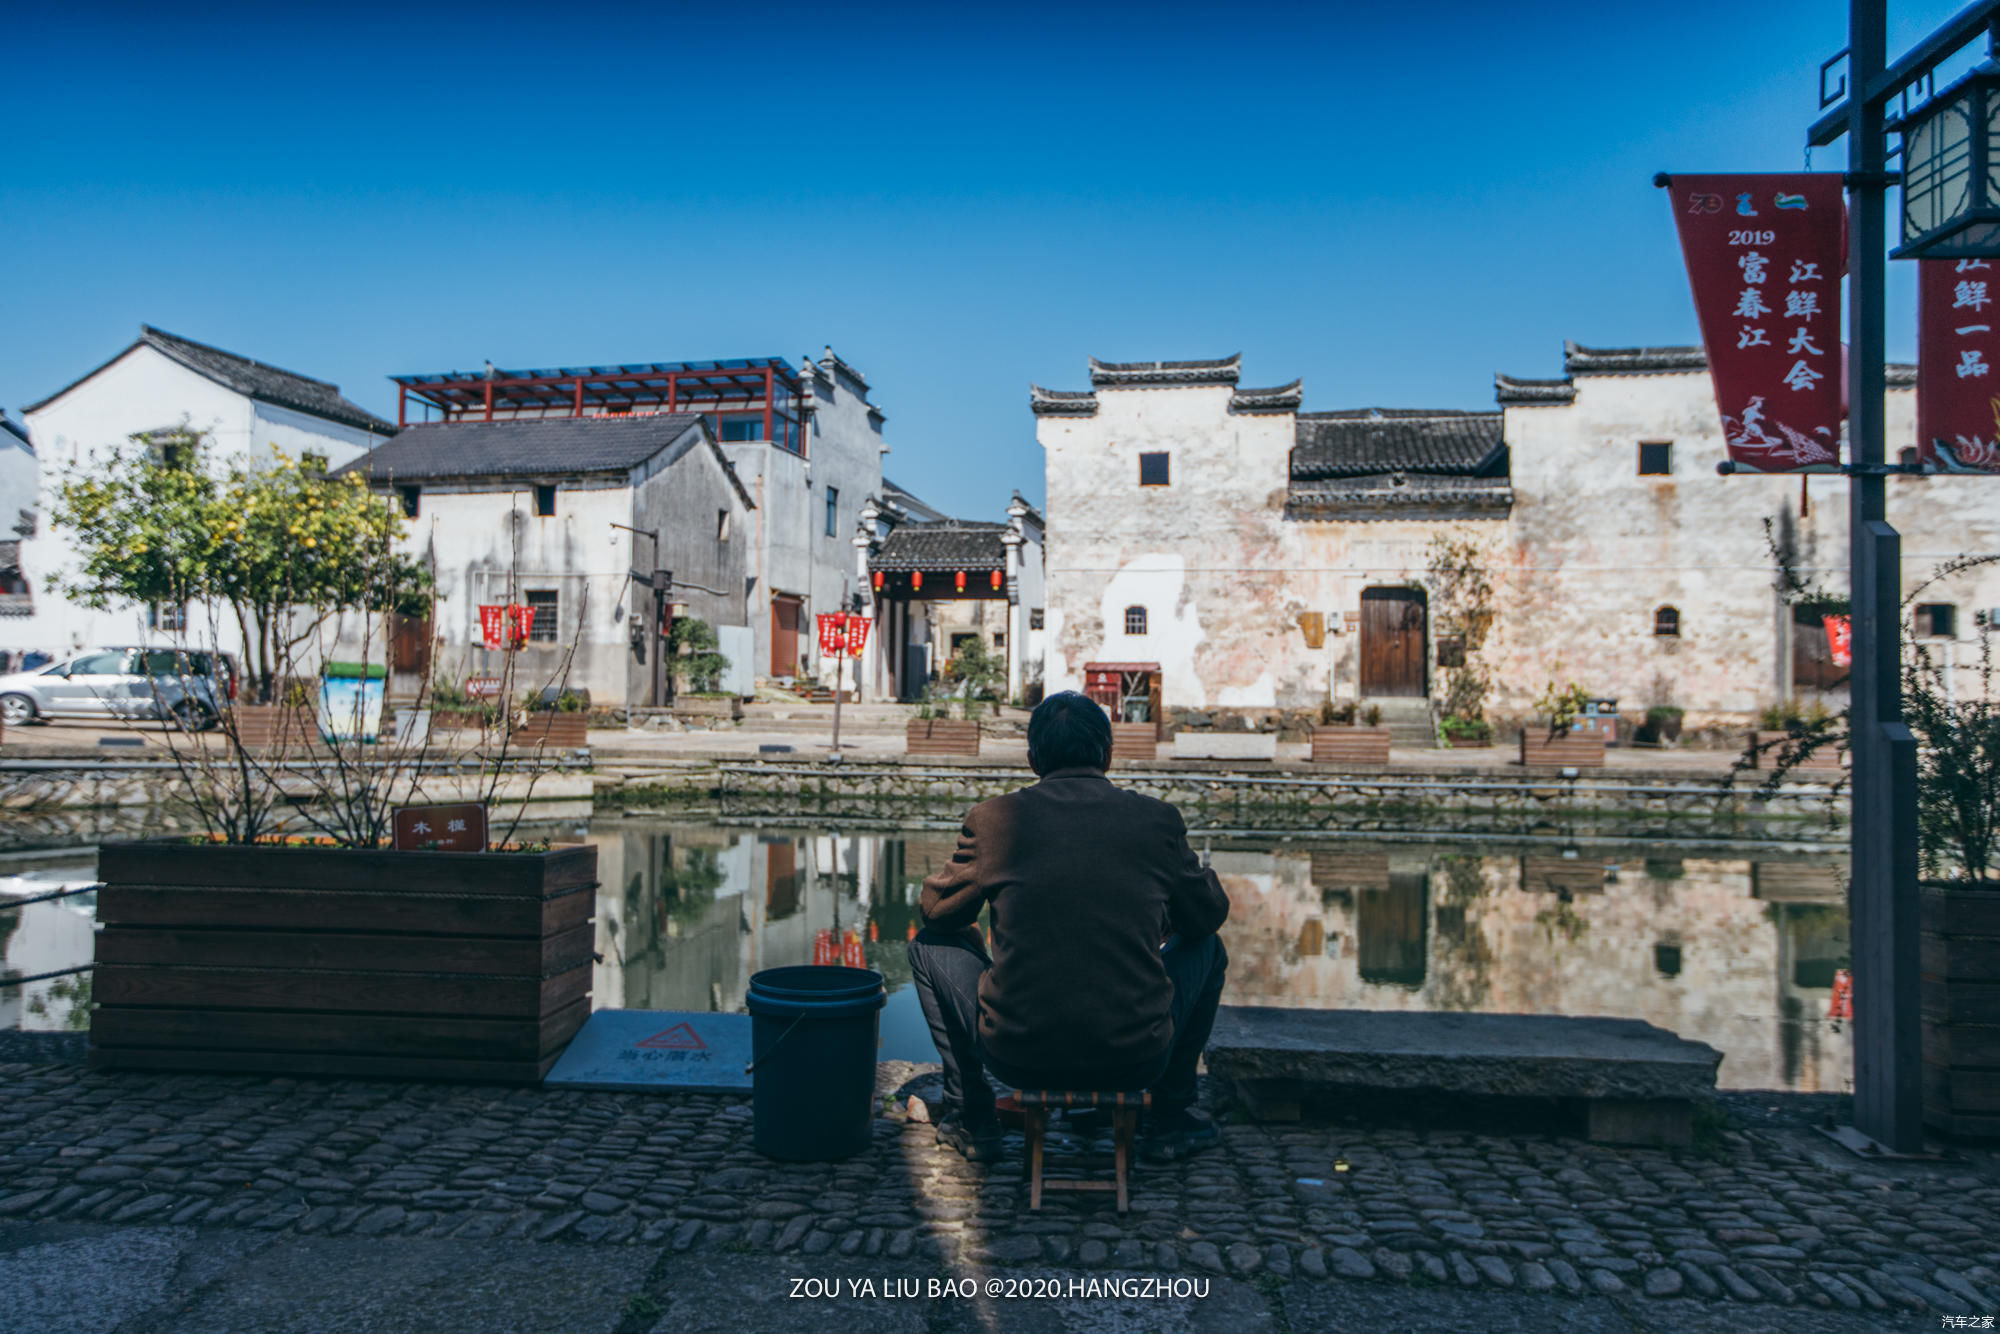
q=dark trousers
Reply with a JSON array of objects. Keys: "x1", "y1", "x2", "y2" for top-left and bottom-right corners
[{"x1": 905, "y1": 926, "x2": 1228, "y2": 1120}]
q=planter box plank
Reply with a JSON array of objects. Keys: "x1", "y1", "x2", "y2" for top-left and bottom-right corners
[
  {"x1": 1924, "y1": 889, "x2": 2000, "y2": 938},
  {"x1": 1921, "y1": 884, "x2": 2000, "y2": 1138},
  {"x1": 906, "y1": 720, "x2": 980, "y2": 757},
  {"x1": 94, "y1": 921, "x2": 595, "y2": 977},
  {"x1": 1110, "y1": 722, "x2": 1156, "y2": 763},
  {"x1": 1310, "y1": 728, "x2": 1392, "y2": 766},
  {"x1": 1750, "y1": 730, "x2": 1845, "y2": 772},
  {"x1": 88, "y1": 1047, "x2": 563, "y2": 1084},
  {"x1": 91, "y1": 998, "x2": 589, "y2": 1062},
  {"x1": 1518, "y1": 733, "x2": 1607, "y2": 769},
  {"x1": 510, "y1": 714, "x2": 590, "y2": 749},
  {"x1": 94, "y1": 885, "x2": 591, "y2": 938},
  {"x1": 95, "y1": 962, "x2": 590, "y2": 1018},
  {"x1": 96, "y1": 843, "x2": 597, "y2": 896}
]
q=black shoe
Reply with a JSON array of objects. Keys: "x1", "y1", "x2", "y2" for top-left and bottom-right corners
[
  {"x1": 935, "y1": 1112, "x2": 1004, "y2": 1162},
  {"x1": 1140, "y1": 1107, "x2": 1220, "y2": 1162}
]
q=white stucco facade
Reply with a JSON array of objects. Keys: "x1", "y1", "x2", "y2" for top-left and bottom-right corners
[{"x1": 7, "y1": 331, "x2": 390, "y2": 661}]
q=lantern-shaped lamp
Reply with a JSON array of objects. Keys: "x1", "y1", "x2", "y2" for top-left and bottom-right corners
[
  {"x1": 989, "y1": 570, "x2": 1002, "y2": 590},
  {"x1": 1893, "y1": 61, "x2": 2000, "y2": 259},
  {"x1": 872, "y1": 570, "x2": 883, "y2": 591},
  {"x1": 911, "y1": 571, "x2": 923, "y2": 592},
  {"x1": 955, "y1": 570, "x2": 967, "y2": 592}
]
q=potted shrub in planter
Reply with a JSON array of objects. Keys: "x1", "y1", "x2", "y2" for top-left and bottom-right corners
[
  {"x1": 511, "y1": 688, "x2": 591, "y2": 750},
  {"x1": 1635, "y1": 705, "x2": 1684, "y2": 746},
  {"x1": 1438, "y1": 714, "x2": 1492, "y2": 749},
  {"x1": 1520, "y1": 679, "x2": 1606, "y2": 768},
  {"x1": 906, "y1": 694, "x2": 980, "y2": 757},
  {"x1": 1751, "y1": 700, "x2": 1843, "y2": 773},
  {"x1": 1310, "y1": 701, "x2": 1392, "y2": 764}
]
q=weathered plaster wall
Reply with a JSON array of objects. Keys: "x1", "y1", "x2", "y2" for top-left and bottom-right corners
[{"x1": 629, "y1": 439, "x2": 753, "y2": 706}]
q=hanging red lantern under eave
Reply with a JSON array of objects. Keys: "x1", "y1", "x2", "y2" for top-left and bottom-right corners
[
  {"x1": 910, "y1": 571, "x2": 923, "y2": 592},
  {"x1": 955, "y1": 570, "x2": 967, "y2": 592},
  {"x1": 872, "y1": 570, "x2": 884, "y2": 591},
  {"x1": 990, "y1": 570, "x2": 1002, "y2": 591}
]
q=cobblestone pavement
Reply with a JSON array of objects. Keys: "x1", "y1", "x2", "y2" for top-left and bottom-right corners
[{"x1": 2, "y1": 1054, "x2": 1996, "y2": 1331}]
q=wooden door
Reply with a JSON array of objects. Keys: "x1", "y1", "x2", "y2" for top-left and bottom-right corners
[
  {"x1": 389, "y1": 614, "x2": 432, "y2": 679},
  {"x1": 1356, "y1": 872, "x2": 1429, "y2": 988},
  {"x1": 1359, "y1": 588, "x2": 1426, "y2": 697},
  {"x1": 770, "y1": 595, "x2": 803, "y2": 678}
]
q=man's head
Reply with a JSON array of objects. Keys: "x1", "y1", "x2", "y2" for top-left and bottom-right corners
[{"x1": 1027, "y1": 690, "x2": 1113, "y2": 775}]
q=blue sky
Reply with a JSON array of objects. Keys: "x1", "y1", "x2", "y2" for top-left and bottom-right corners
[{"x1": 0, "y1": 1, "x2": 1977, "y2": 517}]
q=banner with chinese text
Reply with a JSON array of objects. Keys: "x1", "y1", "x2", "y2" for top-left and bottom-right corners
[
  {"x1": 1917, "y1": 259, "x2": 2000, "y2": 473},
  {"x1": 1665, "y1": 174, "x2": 1846, "y2": 472}
]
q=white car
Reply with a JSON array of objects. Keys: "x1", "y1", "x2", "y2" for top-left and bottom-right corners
[{"x1": 0, "y1": 648, "x2": 229, "y2": 729}]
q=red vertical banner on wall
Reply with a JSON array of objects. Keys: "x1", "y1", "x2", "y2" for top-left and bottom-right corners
[
  {"x1": 1823, "y1": 614, "x2": 1853, "y2": 667},
  {"x1": 1917, "y1": 259, "x2": 2000, "y2": 473},
  {"x1": 1664, "y1": 173, "x2": 1847, "y2": 472}
]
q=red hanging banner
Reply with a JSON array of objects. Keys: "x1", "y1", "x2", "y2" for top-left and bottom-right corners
[
  {"x1": 1917, "y1": 258, "x2": 2000, "y2": 473},
  {"x1": 1665, "y1": 173, "x2": 1846, "y2": 472},
  {"x1": 843, "y1": 616, "x2": 871, "y2": 658},
  {"x1": 1823, "y1": 613, "x2": 1853, "y2": 668},
  {"x1": 815, "y1": 612, "x2": 849, "y2": 656},
  {"x1": 479, "y1": 604, "x2": 534, "y2": 649}
]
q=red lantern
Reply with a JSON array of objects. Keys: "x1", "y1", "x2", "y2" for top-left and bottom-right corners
[
  {"x1": 990, "y1": 570, "x2": 1003, "y2": 590},
  {"x1": 872, "y1": 570, "x2": 884, "y2": 591},
  {"x1": 816, "y1": 612, "x2": 851, "y2": 656},
  {"x1": 911, "y1": 571, "x2": 923, "y2": 592},
  {"x1": 955, "y1": 570, "x2": 967, "y2": 592}
]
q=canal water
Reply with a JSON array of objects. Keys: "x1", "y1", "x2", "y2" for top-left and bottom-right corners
[{"x1": 1, "y1": 815, "x2": 1853, "y2": 1093}]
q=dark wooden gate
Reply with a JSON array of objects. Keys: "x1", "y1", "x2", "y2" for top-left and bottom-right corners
[
  {"x1": 1359, "y1": 587, "x2": 1426, "y2": 697},
  {"x1": 770, "y1": 595, "x2": 804, "y2": 679},
  {"x1": 389, "y1": 614, "x2": 432, "y2": 679}
]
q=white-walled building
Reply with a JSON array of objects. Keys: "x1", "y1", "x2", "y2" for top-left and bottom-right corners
[
  {"x1": 1034, "y1": 347, "x2": 2000, "y2": 732},
  {"x1": 343, "y1": 413, "x2": 754, "y2": 707},
  {"x1": 5, "y1": 326, "x2": 393, "y2": 659},
  {"x1": 390, "y1": 349, "x2": 886, "y2": 688}
]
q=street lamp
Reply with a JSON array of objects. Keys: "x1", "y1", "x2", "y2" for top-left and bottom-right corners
[{"x1": 1892, "y1": 60, "x2": 2000, "y2": 258}]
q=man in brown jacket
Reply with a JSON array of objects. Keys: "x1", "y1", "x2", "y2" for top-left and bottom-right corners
[{"x1": 907, "y1": 691, "x2": 1230, "y2": 1162}]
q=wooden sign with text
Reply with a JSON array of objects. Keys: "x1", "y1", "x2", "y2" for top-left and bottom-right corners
[{"x1": 392, "y1": 803, "x2": 489, "y2": 852}]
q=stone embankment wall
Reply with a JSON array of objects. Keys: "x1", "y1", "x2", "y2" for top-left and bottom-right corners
[{"x1": 610, "y1": 759, "x2": 1847, "y2": 846}]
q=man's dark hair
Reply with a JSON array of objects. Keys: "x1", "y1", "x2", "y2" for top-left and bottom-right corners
[{"x1": 1027, "y1": 690, "x2": 1113, "y2": 775}]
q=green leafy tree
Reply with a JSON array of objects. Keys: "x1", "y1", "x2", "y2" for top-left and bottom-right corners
[
  {"x1": 51, "y1": 429, "x2": 428, "y2": 701},
  {"x1": 666, "y1": 617, "x2": 730, "y2": 694},
  {"x1": 944, "y1": 635, "x2": 1005, "y2": 701}
]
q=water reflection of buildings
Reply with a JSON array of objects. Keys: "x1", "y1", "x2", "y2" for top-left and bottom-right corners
[
  {"x1": 1219, "y1": 845, "x2": 1853, "y2": 1093},
  {"x1": 576, "y1": 824, "x2": 1851, "y2": 1095},
  {"x1": 1, "y1": 865, "x2": 97, "y2": 1032}
]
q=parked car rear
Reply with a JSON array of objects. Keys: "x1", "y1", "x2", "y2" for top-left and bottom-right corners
[{"x1": 0, "y1": 647, "x2": 223, "y2": 728}]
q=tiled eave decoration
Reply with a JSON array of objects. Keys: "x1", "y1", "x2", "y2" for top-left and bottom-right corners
[
  {"x1": 1493, "y1": 373, "x2": 1577, "y2": 406},
  {"x1": 1088, "y1": 355, "x2": 1241, "y2": 388},
  {"x1": 1029, "y1": 385, "x2": 1099, "y2": 416},
  {"x1": 1285, "y1": 474, "x2": 1514, "y2": 522},
  {"x1": 1230, "y1": 381, "x2": 1304, "y2": 414}
]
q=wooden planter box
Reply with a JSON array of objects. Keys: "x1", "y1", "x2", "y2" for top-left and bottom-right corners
[
  {"x1": 1310, "y1": 726, "x2": 1392, "y2": 766},
  {"x1": 1923, "y1": 884, "x2": 2000, "y2": 1139},
  {"x1": 88, "y1": 841, "x2": 597, "y2": 1082},
  {"x1": 1751, "y1": 729, "x2": 1845, "y2": 773},
  {"x1": 432, "y1": 710, "x2": 494, "y2": 732},
  {"x1": 906, "y1": 718, "x2": 981, "y2": 757},
  {"x1": 673, "y1": 696, "x2": 743, "y2": 720},
  {"x1": 1519, "y1": 731, "x2": 1607, "y2": 768},
  {"x1": 1110, "y1": 721, "x2": 1157, "y2": 763},
  {"x1": 1444, "y1": 734, "x2": 1493, "y2": 749},
  {"x1": 227, "y1": 705, "x2": 321, "y2": 749},
  {"x1": 510, "y1": 712, "x2": 590, "y2": 749}
]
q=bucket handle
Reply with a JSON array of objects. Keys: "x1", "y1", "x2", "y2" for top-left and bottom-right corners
[{"x1": 744, "y1": 1012, "x2": 808, "y2": 1075}]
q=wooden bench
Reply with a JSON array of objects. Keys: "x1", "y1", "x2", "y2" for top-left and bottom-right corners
[
  {"x1": 1205, "y1": 1006, "x2": 1721, "y2": 1146},
  {"x1": 1014, "y1": 1088, "x2": 1149, "y2": 1212}
]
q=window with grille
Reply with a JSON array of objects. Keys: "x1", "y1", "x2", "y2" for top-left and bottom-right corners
[
  {"x1": 1638, "y1": 442, "x2": 1672, "y2": 476},
  {"x1": 1654, "y1": 606, "x2": 1680, "y2": 637},
  {"x1": 1124, "y1": 605, "x2": 1148, "y2": 635},
  {"x1": 148, "y1": 603, "x2": 187, "y2": 632},
  {"x1": 1436, "y1": 634, "x2": 1466, "y2": 667},
  {"x1": 1030, "y1": 609, "x2": 1044, "y2": 630},
  {"x1": 1915, "y1": 603, "x2": 1957, "y2": 638},
  {"x1": 1139, "y1": 452, "x2": 1170, "y2": 486},
  {"x1": 525, "y1": 589, "x2": 560, "y2": 642}
]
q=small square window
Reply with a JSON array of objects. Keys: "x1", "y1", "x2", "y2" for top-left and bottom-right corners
[
  {"x1": 1654, "y1": 605, "x2": 1681, "y2": 637},
  {"x1": 148, "y1": 603, "x2": 187, "y2": 632},
  {"x1": 399, "y1": 486, "x2": 421, "y2": 518},
  {"x1": 721, "y1": 417, "x2": 763, "y2": 442},
  {"x1": 300, "y1": 450, "x2": 328, "y2": 475},
  {"x1": 534, "y1": 485, "x2": 557, "y2": 517},
  {"x1": 1436, "y1": 634, "x2": 1466, "y2": 668},
  {"x1": 1915, "y1": 603, "x2": 1957, "y2": 638},
  {"x1": 1139, "y1": 452, "x2": 1170, "y2": 486},
  {"x1": 993, "y1": 633, "x2": 1004, "y2": 649},
  {"x1": 1638, "y1": 442, "x2": 1672, "y2": 476},
  {"x1": 1029, "y1": 609, "x2": 1044, "y2": 631},
  {"x1": 524, "y1": 589, "x2": 560, "y2": 642},
  {"x1": 1124, "y1": 605, "x2": 1148, "y2": 635},
  {"x1": 716, "y1": 509, "x2": 730, "y2": 542}
]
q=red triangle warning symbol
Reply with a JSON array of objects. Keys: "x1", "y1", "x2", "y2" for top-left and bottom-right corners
[{"x1": 635, "y1": 1022, "x2": 707, "y2": 1051}]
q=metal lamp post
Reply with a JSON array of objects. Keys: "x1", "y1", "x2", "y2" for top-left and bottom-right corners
[{"x1": 1807, "y1": 0, "x2": 2000, "y2": 1155}]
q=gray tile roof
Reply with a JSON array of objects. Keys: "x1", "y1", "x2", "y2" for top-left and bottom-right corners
[
  {"x1": 1493, "y1": 373, "x2": 1578, "y2": 406},
  {"x1": 27, "y1": 326, "x2": 395, "y2": 434},
  {"x1": 1287, "y1": 473, "x2": 1514, "y2": 521},
  {"x1": 1563, "y1": 340, "x2": 1708, "y2": 375},
  {"x1": 0, "y1": 418, "x2": 29, "y2": 450},
  {"x1": 870, "y1": 520, "x2": 1010, "y2": 573},
  {"x1": 340, "y1": 413, "x2": 707, "y2": 483},
  {"x1": 1230, "y1": 381, "x2": 1303, "y2": 414},
  {"x1": 1089, "y1": 355, "x2": 1241, "y2": 388},
  {"x1": 1291, "y1": 410, "x2": 1505, "y2": 480},
  {"x1": 1029, "y1": 385, "x2": 1098, "y2": 416}
]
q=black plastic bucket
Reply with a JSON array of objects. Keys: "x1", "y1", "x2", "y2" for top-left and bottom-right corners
[{"x1": 746, "y1": 965, "x2": 886, "y2": 1161}]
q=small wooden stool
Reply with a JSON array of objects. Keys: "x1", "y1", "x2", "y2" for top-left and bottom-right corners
[{"x1": 1015, "y1": 1089, "x2": 1149, "y2": 1213}]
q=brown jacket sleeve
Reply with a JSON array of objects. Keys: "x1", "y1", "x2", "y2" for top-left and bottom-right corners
[
  {"x1": 919, "y1": 808, "x2": 989, "y2": 932},
  {"x1": 1164, "y1": 805, "x2": 1230, "y2": 939}
]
